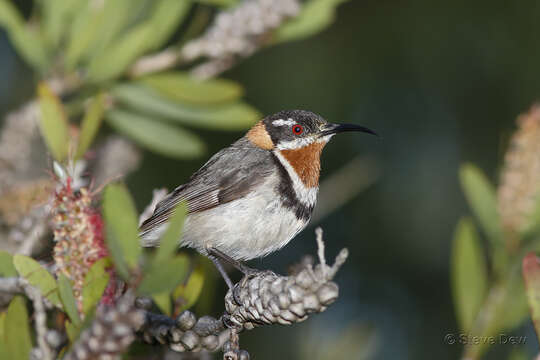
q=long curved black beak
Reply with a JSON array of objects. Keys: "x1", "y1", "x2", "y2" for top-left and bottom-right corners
[{"x1": 320, "y1": 123, "x2": 379, "y2": 137}]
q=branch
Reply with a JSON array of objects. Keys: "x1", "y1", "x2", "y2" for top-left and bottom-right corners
[
  {"x1": 0, "y1": 277, "x2": 56, "y2": 359},
  {"x1": 137, "y1": 228, "x2": 347, "y2": 359}
]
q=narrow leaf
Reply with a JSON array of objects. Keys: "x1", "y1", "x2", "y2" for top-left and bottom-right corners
[
  {"x1": 154, "y1": 202, "x2": 187, "y2": 264},
  {"x1": 82, "y1": 258, "x2": 111, "y2": 315},
  {"x1": 173, "y1": 262, "x2": 205, "y2": 311},
  {"x1": 451, "y1": 218, "x2": 488, "y2": 332},
  {"x1": 274, "y1": 0, "x2": 349, "y2": 43},
  {"x1": 140, "y1": 71, "x2": 244, "y2": 105},
  {"x1": 84, "y1": 0, "x2": 133, "y2": 59},
  {"x1": 87, "y1": 23, "x2": 153, "y2": 82},
  {"x1": 65, "y1": 320, "x2": 78, "y2": 342},
  {"x1": 4, "y1": 296, "x2": 32, "y2": 360},
  {"x1": 138, "y1": 255, "x2": 189, "y2": 295},
  {"x1": 112, "y1": 84, "x2": 260, "y2": 130},
  {"x1": 75, "y1": 93, "x2": 106, "y2": 159},
  {"x1": 41, "y1": 0, "x2": 82, "y2": 49},
  {"x1": 64, "y1": 1, "x2": 106, "y2": 69},
  {"x1": 146, "y1": 0, "x2": 192, "y2": 51},
  {"x1": 0, "y1": 251, "x2": 16, "y2": 277},
  {"x1": 106, "y1": 109, "x2": 205, "y2": 159},
  {"x1": 459, "y1": 163, "x2": 503, "y2": 245},
  {"x1": 152, "y1": 292, "x2": 172, "y2": 316},
  {"x1": 58, "y1": 274, "x2": 81, "y2": 327},
  {"x1": 523, "y1": 253, "x2": 540, "y2": 343},
  {"x1": 37, "y1": 83, "x2": 69, "y2": 162},
  {"x1": 0, "y1": 312, "x2": 7, "y2": 359},
  {"x1": 13, "y1": 254, "x2": 62, "y2": 308},
  {"x1": 102, "y1": 184, "x2": 141, "y2": 279},
  {"x1": 0, "y1": 0, "x2": 48, "y2": 70}
]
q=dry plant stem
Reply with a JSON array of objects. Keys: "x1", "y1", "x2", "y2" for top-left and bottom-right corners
[{"x1": 129, "y1": 48, "x2": 184, "y2": 77}]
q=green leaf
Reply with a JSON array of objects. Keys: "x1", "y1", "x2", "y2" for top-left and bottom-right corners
[
  {"x1": 4, "y1": 296, "x2": 32, "y2": 360},
  {"x1": 154, "y1": 202, "x2": 187, "y2": 264},
  {"x1": 152, "y1": 292, "x2": 172, "y2": 316},
  {"x1": 41, "y1": 0, "x2": 83, "y2": 50},
  {"x1": 82, "y1": 258, "x2": 111, "y2": 315},
  {"x1": 274, "y1": 0, "x2": 349, "y2": 43},
  {"x1": 194, "y1": 0, "x2": 238, "y2": 6},
  {"x1": 451, "y1": 218, "x2": 488, "y2": 332},
  {"x1": 0, "y1": 0, "x2": 48, "y2": 70},
  {"x1": 75, "y1": 93, "x2": 106, "y2": 160},
  {"x1": 146, "y1": 0, "x2": 192, "y2": 51},
  {"x1": 0, "y1": 312, "x2": 7, "y2": 359},
  {"x1": 66, "y1": 305, "x2": 96, "y2": 342},
  {"x1": 140, "y1": 72, "x2": 244, "y2": 105},
  {"x1": 173, "y1": 262, "x2": 205, "y2": 311},
  {"x1": 37, "y1": 83, "x2": 69, "y2": 162},
  {"x1": 13, "y1": 254, "x2": 62, "y2": 308},
  {"x1": 58, "y1": 274, "x2": 81, "y2": 327},
  {"x1": 138, "y1": 255, "x2": 189, "y2": 295},
  {"x1": 87, "y1": 23, "x2": 153, "y2": 83},
  {"x1": 64, "y1": 1, "x2": 106, "y2": 69},
  {"x1": 0, "y1": 251, "x2": 16, "y2": 277},
  {"x1": 459, "y1": 163, "x2": 503, "y2": 246},
  {"x1": 85, "y1": 0, "x2": 134, "y2": 58},
  {"x1": 112, "y1": 84, "x2": 260, "y2": 130},
  {"x1": 502, "y1": 269, "x2": 529, "y2": 330},
  {"x1": 522, "y1": 253, "x2": 540, "y2": 343},
  {"x1": 523, "y1": 193, "x2": 540, "y2": 236},
  {"x1": 65, "y1": 320, "x2": 78, "y2": 342},
  {"x1": 102, "y1": 183, "x2": 141, "y2": 279},
  {"x1": 106, "y1": 109, "x2": 205, "y2": 159}
]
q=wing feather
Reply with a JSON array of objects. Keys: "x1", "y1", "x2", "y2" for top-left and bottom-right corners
[{"x1": 139, "y1": 138, "x2": 273, "y2": 238}]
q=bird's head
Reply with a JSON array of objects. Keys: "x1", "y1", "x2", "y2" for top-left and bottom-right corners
[
  {"x1": 247, "y1": 109, "x2": 377, "y2": 151},
  {"x1": 246, "y1": 110, "x2": 377, "y2": 188}
]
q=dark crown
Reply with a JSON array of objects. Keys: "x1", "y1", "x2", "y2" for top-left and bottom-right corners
[{"x1": 262, "y1": 110, "x2": 327, "y2": 144}]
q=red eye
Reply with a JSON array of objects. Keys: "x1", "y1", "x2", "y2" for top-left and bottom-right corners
[{"x1": 292, "y1": 125, "x2": 303, "y2": 135}]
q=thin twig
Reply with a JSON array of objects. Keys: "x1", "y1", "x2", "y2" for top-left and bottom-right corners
[{"x1": 24, "y1": 282, "x2": 54, "y2": 360}]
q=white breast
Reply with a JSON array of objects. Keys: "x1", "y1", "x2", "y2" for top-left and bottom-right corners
[{"x1": 178, "y1": 171, "x2": 314, "y2": 261}]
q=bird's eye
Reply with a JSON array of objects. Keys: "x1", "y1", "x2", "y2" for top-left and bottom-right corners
[{"x1": 292, "y1": 125, "x2": 303, "y2": 135}]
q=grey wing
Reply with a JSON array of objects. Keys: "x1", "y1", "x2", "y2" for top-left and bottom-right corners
[{"x1": 139, "y1": 138, "x2": 272, "y2": 238}]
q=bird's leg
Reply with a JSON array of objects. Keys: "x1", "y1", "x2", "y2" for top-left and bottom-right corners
[
  {"x1": 208, "y1": 255, "x2": 235, "y2": 290},
  {"x1": 208, "y1": 254, "x2": 246, "y2": 306},
  {"x1": 206, "y1": 246, "x2": 258, "y2": 276}
]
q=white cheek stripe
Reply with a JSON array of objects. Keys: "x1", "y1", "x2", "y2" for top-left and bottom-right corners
[
  {"x1": 276, "y1": 135, "x2": 333, "y2": 150},
  {"x1": 272, "y1": 118, "x2": 296, "y2": 127},
  {"x1": 273, "y1": 150, "x2": 318, "y2": 206},
  {"x1": 276, "y1": 136, "x2": 314, "y2": 150}
]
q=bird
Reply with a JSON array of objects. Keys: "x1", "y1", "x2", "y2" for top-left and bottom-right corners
[{"x1": 139, "y1": 109, "x2": 376, "y2": 289}]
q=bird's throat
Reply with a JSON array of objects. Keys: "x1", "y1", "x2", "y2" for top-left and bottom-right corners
[{"x1": 278, "y1": 142, "x2": 325, "y2": 188}]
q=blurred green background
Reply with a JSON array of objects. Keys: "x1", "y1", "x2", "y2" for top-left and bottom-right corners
[{"x1": 2, "y1": 0, "x2": 540, "y2": 359}]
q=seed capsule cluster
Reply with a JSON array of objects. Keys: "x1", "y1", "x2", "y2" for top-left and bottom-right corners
[
  {"x1": 498, "y1": 105, "x2": 540, "y2": 235},
  {"x1": 64, "y1": 298, "x2": 144, "y2": 360},
  {"x1": 139, "y1": 310, "x2": 229, "y2": 353},
  {"x1": 224, "y1": 251, "x2": 345, "y2": 330},
  {"x1": 137, "y1": 244, "x2": 348, "y2": 358}
]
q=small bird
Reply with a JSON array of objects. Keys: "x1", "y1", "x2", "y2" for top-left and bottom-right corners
[{"x1": 140, "y1": 110, "x2": 376, "y2": 288}]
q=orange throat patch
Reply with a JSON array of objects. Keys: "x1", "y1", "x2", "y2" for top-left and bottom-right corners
[
  {"x1": 247, "y1": 121, "x2": 273, "y2": 150},
  {"x1": 279, "y1": 142, "x2": 326, "y2": 188}
]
